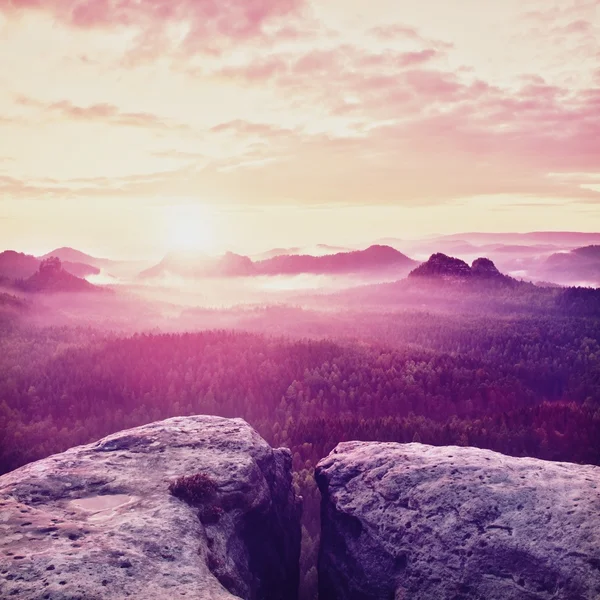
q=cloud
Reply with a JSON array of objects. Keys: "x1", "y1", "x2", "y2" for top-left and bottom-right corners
[
  {"x1": 523, "y1": 0, "x2": 598, "y2": 25},
  {"x1": 370, "y1": 24, "x2": 421, "y2": 40},
  {"x1": 212, "y1": 44, "x2": 444, "y2": 90},
  {"x1": 518, "y1": 0, "x2": 598, "y2": 62},
  {"x1": 1, "y1": 0, "x2": 599, "y2": 214},
  {"x1": 210, "y1": 120, "x2": 295, "y2": 138},
  {"x1": 151, "y1": 150, "x2": 206, "y2": 160},
  {"x1": 369, "y1": 23, "x2": 454, "y2": 50},
  {"x1": 395, "y1": 49, "x2": 439, "y2": 67},
  {"x1": 206, "y1": 17, "x2": 599, "y2": 187},
  {"x1": 15, "y1": 95, "x2": 192, "y2": 132},
  {"x1": 0, "y1": 0, "x2": 303, "y2": 56},
  {"x1": 216, "y1": 57, "x2": 290, "y2": 82},
  {"x1": 561, "y1": 19, "x2": 593, "y2": 34}
]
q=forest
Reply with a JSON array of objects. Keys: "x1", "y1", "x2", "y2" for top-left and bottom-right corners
[{"x1": 1, "y1": 295, "x2": 600, "y2": 599}]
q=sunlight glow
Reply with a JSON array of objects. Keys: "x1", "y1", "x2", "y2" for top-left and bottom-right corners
[{"x1": 165, "y1": 204, "x2": 217, "y2": 254}]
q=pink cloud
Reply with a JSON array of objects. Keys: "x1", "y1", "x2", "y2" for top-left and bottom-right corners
[
  {"x1": 395, "y1": 49, "x2": 439, "y2": 67},
  {"x1": 0, "y1": 0, "x2": 302, "y2": 54},
  {"x1": 217, "y1": 57, "x2": 289, "y2": 82},
  {"x1": 208, "y1": 41, "x2": 600, "y2": 201},
  {"x1": 562, "y1": 19, "x2": 593, "y2": 34},
  {"x1": 370, "y1": 23, "x2": 454, "y2": 50},
  {"x1": 210, "y1": 120, "x2": 293, "y2": 138},
  {"x1": 15, "y1": 95, "x2": 192, "y2": 131},
  {"x1": 293, "y1": 49, "x2": 343, "y2": 75},
  {"x1": 519, "y1": 1, "x2": 598, "y2": 60},
  {"x1": 370, "y1": 24, "x2": 421, "y2": 41},
  {"x1": 214, "y1": 45, "x2": 442, "y2": 90},
  {"x1": 2, "y1": 1, "x2": 598, "y2": 207},
  {"x1": 403, "y1": 70, "x2": 465, "y2": 98},
  {"x1": 524, "y1": 0, "x2": 598, "y2": 24},
  {"x1": 207, "y1": 32, "x2": 599, "y2": 189}
]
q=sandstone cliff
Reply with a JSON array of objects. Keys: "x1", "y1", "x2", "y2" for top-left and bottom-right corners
[
  {"x1": 0, "y1": 415, "x2": 301, "y2": 600},
  {"x1": 316, "y1": 442, "x2": 600, "y2": 600}
]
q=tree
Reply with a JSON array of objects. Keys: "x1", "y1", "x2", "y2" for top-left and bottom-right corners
[{"x1": 39, "y1": 256, "x2": 62, "y2": 275}]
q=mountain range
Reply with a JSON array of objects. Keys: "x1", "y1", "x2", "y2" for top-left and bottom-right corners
[
  {"x1": 0, "y1": 252, "x2": 104, "y2": 293},
  {"x1": 0, "y1": 250, "x2": 99, "y2": 281},
  {"x1": 140, "y1": 245, "x2": 417, "y2": 280},
  {"x1": 2, "y1": 234, "x2": 600, "y2": 290},
  {"x1": 538, "y1": 245, "x2": 600, "y2": 286}
]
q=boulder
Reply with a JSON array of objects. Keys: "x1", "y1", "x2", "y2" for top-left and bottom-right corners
[
  {"x1": 0, "y1": 415, "x2": 301, "y2": 600},
  {"x1": 316, "y1": 442, "x2": 600, "y2": 600}
]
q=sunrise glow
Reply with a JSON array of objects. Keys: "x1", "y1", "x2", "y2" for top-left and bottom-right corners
[
  {"x1": 165, "y1": 205, "x2": 217, "y2": 255},
  {"x1": 0, "y1": 0, "x2": 598, "y2": 256}
]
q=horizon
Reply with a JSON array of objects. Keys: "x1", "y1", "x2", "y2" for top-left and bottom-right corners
[{"x1": 6, "y1": 227, "x2": 600, "y2": 262}]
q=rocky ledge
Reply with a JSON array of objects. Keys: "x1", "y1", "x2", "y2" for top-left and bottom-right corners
[
  {"x1": 316, "y1": 442, "x2": 600, "y2": 600},
  {"x1": 0, "y1": 416, "x2": 301, "y2": 600}
]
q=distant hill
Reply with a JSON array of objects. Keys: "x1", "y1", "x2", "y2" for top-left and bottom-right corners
[
  {"x1": 255, "y1": 245, "x2": 417, "y2": 276},
  {"x1": 438, "y1": 232, "x2": 600, "y2": 247},
  {"x1": 540, "y1": 245, "x2": 600, "y2": 286},
  {"x1": 139, "y1": 251, "x2": 255, "y2": 279},
  {"x1": 315, "y1": 244, "x2": 351, "y2": 254},
  {"x1": 0, "y1": 250, "x2": 100, "y2": 281},
  {"x1": 253, "y1": 244, "x2": 350, "y2": 261},
  {"x1": 140, "y1": 245, "x2": 417, "y2": 280},
  {"x1": 0, "y1": 251, "x2": 40, "y2": 280},
  {"x1": 319, "y1": 253, "x2": 600, "y2": 317},
  {"x1": 253, "y1": 247, "x2": 302, "y2": 261},
  {"x1": 482, "y1": 244, "x2": 560, "y2": 254},
  {"x1": 39, "y1": 247, "x2": 114, "y2": 267},
  {"x1": 40, "y1": 247, "x2": 117, "y2": 271},
  {"x1": 40, "y1": 247, "x2": 156, "y2": 280},
  {"x1": 409, "y1": 253, "x2": 509, "y2": 282},
  {"x1": 40, "y1": 247, "x2": 98, "y2": 264},
  {"x1": 17, "y1": 257, "x2": 101, "y2": 293}
]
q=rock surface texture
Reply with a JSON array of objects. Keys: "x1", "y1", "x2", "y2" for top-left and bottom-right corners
[
  {"x1": 316, "y1": 442, "x2": 600, "y2": 600},
  {"x1": 0, "y1": 416, "x2": 301, "y2": 600}
]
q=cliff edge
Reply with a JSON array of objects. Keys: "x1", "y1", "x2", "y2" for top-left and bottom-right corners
[
  {"x1": 316, "y1": 442, "x2": 600, "y2": 600},
  {"x1": 0, "y1": 415, "x2": 301, "y2": 600}
]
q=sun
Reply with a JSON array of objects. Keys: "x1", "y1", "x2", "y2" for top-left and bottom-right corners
[{"x1": 165, "y1": 205, "x2": 217, "y2": 255}]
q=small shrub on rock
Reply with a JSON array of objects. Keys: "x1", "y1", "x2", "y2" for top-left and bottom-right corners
[{"x1": 168, "y1": 473, "x2": 216, "y2": 506}]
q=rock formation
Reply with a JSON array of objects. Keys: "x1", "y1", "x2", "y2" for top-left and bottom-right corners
[
  {"x1": 0, "y1": 415, "x2": 301, "y2": 600},
  {"x1": 409, "y1": 253, "x2": 509, "y2": 283},
  {"x1": 316, "y1": 442, "x2": 600, "y2": 600},
  {"x1": 409, "y1": 253, "x2": 473, "y2": 279},
  {"x1": 471, "y1": 257, "x2": 505, "y2": 279}
]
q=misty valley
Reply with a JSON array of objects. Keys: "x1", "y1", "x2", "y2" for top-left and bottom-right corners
[{"x1": 1, "y1": 235, "x2": 600, "y2": 599}]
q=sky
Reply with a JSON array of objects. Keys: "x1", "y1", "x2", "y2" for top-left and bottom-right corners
[{"x1": 0, "y1": 0, "x2": 599, "y2": 258}]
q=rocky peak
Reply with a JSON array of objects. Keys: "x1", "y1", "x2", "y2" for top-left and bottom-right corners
[
  {"x1": 409, "y1": 253, "x2": 473, "y2": 279},
  {"x1": 471, "y1": 257, "x2": 504, "y2": 278},
  {"x1": 409, "y1": 253, "x2": 508, "y2": 283},
  {"x1": 0, "y1": 416, "x2": 301, "y2": 600}
]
